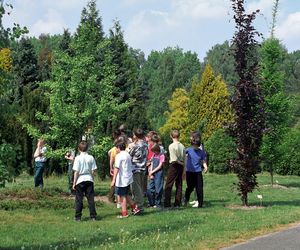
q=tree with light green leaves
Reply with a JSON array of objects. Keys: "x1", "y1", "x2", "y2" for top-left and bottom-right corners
[
  {"x1": 159, "y1": 88, "x2": 190, "y2": 145},
  {"x1": 25, "y1": 0, "x2": 128, "y2": 162},
  {"x1": 187, "y1": 64, "x2": 234, "y2": 141},
  {"x1": 259, "y1": 0, "x2": 292, "y2": 184}
]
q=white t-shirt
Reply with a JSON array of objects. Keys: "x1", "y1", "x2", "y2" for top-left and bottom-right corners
[
  {"x1": 115, "y1": 150, "x2": 133, "y2": 187},
  {"x1": 35, "y1": 146, "x2": 47, "y2": 162},
  {"x1": 73, "y1": 152, "x2": 97, "y2": 185}
]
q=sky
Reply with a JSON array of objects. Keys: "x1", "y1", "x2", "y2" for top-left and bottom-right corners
[{"x1": 2, "y1": 0, "x2": 300, "y2": 60}]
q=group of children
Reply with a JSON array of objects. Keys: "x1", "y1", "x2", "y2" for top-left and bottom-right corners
[{"x1": 59, "y1": 127, "x2": 208, "y2": 221}]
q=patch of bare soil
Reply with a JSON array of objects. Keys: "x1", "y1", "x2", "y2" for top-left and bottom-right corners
[
  {"x1": 262, "y1": 184, "x2": 298, "y2": 190},
  {"x1": 61, "y1": 194, "x2": 110, "y2": 203},
  {"x1": 227, "y1": 205, "x2": 265, "y2": 210}
]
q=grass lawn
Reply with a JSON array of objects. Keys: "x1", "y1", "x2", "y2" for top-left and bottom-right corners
[{"x1": 0, "y1": 172, "x2": 300, "y2": 250}]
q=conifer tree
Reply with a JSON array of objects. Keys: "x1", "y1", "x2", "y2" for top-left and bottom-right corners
[
  {"x1": 73, "y1": 0, "x2": 104, "y2": 55},
  {"x1": 13, "y1": 38, "x2": 38, "y2": 89},
  {"x1": 37, "y1": 34, "x2": 52, "y2": 81},
  {"x1": 159, "y1": 88, "x2": 190, "y2": 145},
  {"x1": 108, "y1": 20, "x2": 138, "y2": 128},
  {"x1": 187, "y1": 64, "x2": 234, "y2": 141}
]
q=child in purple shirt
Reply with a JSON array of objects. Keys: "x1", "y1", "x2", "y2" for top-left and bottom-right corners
[{"x1": 184, "y1": 131, "x2": 208, "y2": 208}]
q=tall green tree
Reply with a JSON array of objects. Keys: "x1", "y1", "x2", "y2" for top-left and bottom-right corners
[
  {"x1": 0, "y1": 1, "x2": 28, "y2": 184},
  {"x1": 125, "y1": 48, "x2": 149, "y2": 131},
  {"x1": 37, "y1": 34, "x2": 52, "y2": 81},
  {"x1": 25, "y1": 1, "x2": 128, "y2": 161},
  {"x1": 73, "y1": 0, "x2": 104, "y2": 55},
  {"x1": 108, "y1": 20, "x2": 139, "y2": 128},
  {"x1": 59, "y1": 29, "x2": 73, "y2": 55},
  {"x1": 142, "y1": 47, "x2": 201, "y2": 130},
  {"x1": 204, "y1": 41, "x2": 238, "y2": 93},
  {"x1": 259, "y1": 0, "x2": 292, "y2": 184},
  {"x1": 13, "y1": 38, "x2": 38, "y2": 89}
]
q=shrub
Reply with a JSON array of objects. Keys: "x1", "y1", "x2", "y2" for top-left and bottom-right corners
[
  {"x1": 274, "y1": 125, "x2": 300, "y2": 176},
  {"x1": 205, "y1": 129, "x2": 236, "y2": 174},
  {"x1": 90, "y1": 136, "x2": 112, "y2": 180},
  {"x1": 0, "y1": 142, "x2": 19, "y2": 187}
]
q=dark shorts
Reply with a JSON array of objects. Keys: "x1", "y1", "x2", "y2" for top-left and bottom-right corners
[{"x1": 115, "y1": 185, "x2": 130, "y2": 196}]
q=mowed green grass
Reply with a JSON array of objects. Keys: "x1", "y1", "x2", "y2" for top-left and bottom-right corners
[{"x1": 0, "y1": 173, "x2": 300, "y2": 250}]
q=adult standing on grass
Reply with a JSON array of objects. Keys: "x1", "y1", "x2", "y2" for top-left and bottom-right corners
[
  {"x1": 72, "y1": 141, "x2": 97, "y2": 221},
  {"x1": 33, "y1": 138, "x2": 47, "y2": 190},
  {"x1": 184, "y1": 131, "x2": 208, "y2": 208},
  {"x1": 164, "y1": 130, "x2": 185, "y2": 208}
]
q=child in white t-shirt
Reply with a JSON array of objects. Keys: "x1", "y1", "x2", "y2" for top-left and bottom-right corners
[
  {"x1": 72, "y1": 141, "x2": 97, "y2": 221},
  {"x1": 111, "y1": 140, "x2": 140, "y2": 218}
]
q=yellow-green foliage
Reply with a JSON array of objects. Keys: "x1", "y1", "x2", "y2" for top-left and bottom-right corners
[
  {"x1": 159, "y1": 88, "x2": 190, "y2": 145},
  {"x1": 187, "y1": 64, "x2": 234, "y2": 141},
  {"x1": 0, "y1": 48, "x2": 12, "y2": 72}
]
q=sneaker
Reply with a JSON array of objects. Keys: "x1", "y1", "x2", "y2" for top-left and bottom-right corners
[
  {"x1": 192, "y1": 201, "x2": 199, "y2": 208},
  {"x1": 189, "y1": 200, "x2": 197, "y2": 205},
  {"x1": 91, "y1": 218, "x2": 96, "y2": 221},
  {"x1": 117, "y1": 211, "x2": 129, "y2": 218},
  {"x1": 132, "y1": 207, "x2": 141, "y2": 215},
  {"x1": 74, "y1": 217, "x2": 81, "y2": 222}
]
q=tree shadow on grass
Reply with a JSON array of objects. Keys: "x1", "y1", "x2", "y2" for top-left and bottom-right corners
[
  {"x1": 280, "y1": 182, "x2": 300, "y2": 189},
  {"x1": 249, "y1": 199, "x2": 300, "y2": 207},
  {"x1": 2, "y1": 216, "x2": 205, "y2": 250}
]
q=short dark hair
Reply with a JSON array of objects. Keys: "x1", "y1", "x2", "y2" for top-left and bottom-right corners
[
  {"x1": 113, "y1": 129, "x2": 121, "y2": 140},
  {"x1": 151, "y1": 134, "x2": 161, "y2": 143},
  {"x1": 170, "y1": 130, "x2": 180, "y2": 139},
  {"x1": 190, "y1": 131, "x2": 201, "y2": 147},
  {"x1": 115, "y1": 140, "x2": 126, "y2": 151},
  {"x1": 134, "y1": 128, "x2": 144, "y2": 139},
  {"x1": 151, "y1": 143, "x2": 161, "y2": 154},
  {"x1": 78, "y1": 141, "x2": 88, "y2": 152},
  {"x1": 147, "y1": 130, "x2": 157, "y2": 138}
]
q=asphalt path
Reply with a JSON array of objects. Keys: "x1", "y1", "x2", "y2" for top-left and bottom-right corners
[{"x1": 221, "y1": 223, "x2": 300, "y2": 250}]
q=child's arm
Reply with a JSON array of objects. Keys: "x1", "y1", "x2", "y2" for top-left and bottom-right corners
[
  {"x1": 150, "y1": 154, "x2": 165, "y2": 175},
  {"x1": 203, "y1": 161, "x2": 208, "y2": 173},
  {"x1": 150, "y1": 162, "x2": 163, "y2": 175},
  {"x1": 72, "y1": 171, "x2": 79, "y2": 190},
  {"x1": 33, "y1": 141, "x2": 42, "y2": 158},
  {"x1": 148, "y1": 162, "x2": 153, "y2": 178},
  {"x1": 109, "y1": 154, "x2": 115, "y2": 176},
  {"x1": 111, "y1": 168, "x2": 119, "y2": 187}
]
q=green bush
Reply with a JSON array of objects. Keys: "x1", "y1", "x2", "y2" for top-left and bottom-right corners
[
  {"x1": 90, "y1": 136, "x2": 112, "y2": 180},
  {"x1": 205, "y1": 129, "x2": 236, "y2": 174},
  {"x1": 274, "y1": 125, "x2": 300, "y2": 175},
  {"x1": 0, "y1": 142, "x2": 19, "y2": 187}
]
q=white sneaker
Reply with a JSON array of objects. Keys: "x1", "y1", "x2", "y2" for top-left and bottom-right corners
[
  {"x1": 117, "y1": 203, "x2": 121, "y2": 209},
  {"x1": 189, "y1": 200, "x2": 197, "y2": 205},
  {"x1": 192, "y1": 201, "x2": 199, "y2": 208}
]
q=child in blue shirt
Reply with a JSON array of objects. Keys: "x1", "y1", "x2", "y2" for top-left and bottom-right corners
[
  {"x1": 184, "y1": 131, "x2": 208, "y2": 208},
  {"x1": 147, "y1": 143, "x2": 165, "y2": 208}
]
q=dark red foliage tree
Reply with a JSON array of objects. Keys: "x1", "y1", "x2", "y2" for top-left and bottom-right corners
[{"x1": 230, "y1": 0, "x2": 265, "y2": 205}]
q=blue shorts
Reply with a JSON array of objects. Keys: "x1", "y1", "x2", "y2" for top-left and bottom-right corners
[{"x1": 115, "y1": 185, "x2": 130, "y2": 196}]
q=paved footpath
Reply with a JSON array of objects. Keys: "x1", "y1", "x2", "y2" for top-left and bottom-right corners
[{"x1": 221, "y1": 223, "x2": 300, "y2": 250}]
